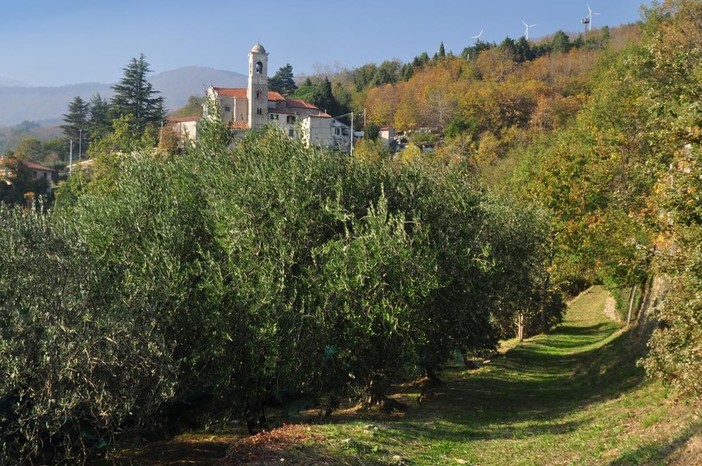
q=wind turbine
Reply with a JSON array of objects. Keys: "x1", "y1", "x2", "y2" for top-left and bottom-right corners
[
  {"x1": 522, "y1": 20, "x2": 536, "y2": 40},
  {"x1": 586, "y1": 4, "x2": 601, "y2": 32},
  {"x1": 471, "y1": 29, "x2": 484, "y2": 43}
]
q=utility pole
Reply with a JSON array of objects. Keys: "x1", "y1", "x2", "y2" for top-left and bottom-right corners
[
  {"x1": 78, "y1": 129, "x2": 83, "y2": 161},
  {"x1": 69, "y1": 139, "x2": 73, "y2": 173},
  {"x1": 351, "y1": 112, "x2": 354, "y2": 157}
]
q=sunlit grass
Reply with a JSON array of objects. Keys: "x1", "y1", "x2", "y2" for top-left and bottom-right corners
[{"x1": 305, "y1": 286, "x2": 701, "y2": 465}]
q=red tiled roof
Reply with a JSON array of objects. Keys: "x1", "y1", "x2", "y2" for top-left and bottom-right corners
[
  {"x1": 22, "y1": 161, "x2": 56, "y2": 172},
  {"x1": 0, "y1": 159, "x2": 55, "y2": 174},
  {"x1": 285, "y1": 98, "x2": 319, "y2": 110},
  {"x1": 168, "y1": 116, "x2": 200, "y2": 123},
  {"x1": 212, "y1": 87, "x2": 286, "y2": 102},
  {"x1": 212, "y1": 87, "x2": 247, "y2": 98}
]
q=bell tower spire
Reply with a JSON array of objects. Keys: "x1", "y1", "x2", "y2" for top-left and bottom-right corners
[{"x1": 247, "y1": 42, "x2": 269, "y2": 130}]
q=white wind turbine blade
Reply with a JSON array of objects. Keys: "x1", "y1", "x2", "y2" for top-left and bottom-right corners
[
  {"x1": 522, "y1": 21, "x2": 536, "y2": 40},
  {"x1": 592, "y1": 10, "x2": 601, "y2": 29}
]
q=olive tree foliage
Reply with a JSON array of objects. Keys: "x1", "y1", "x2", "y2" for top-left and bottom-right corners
[
  {"x1": 0, "y1": 205, "x2": 176, "y2": 464},
  {"x1": 76, "y1": 122, "x2": 556, "y2": 403},
  {"x1": 303, "y1": 197, "x2": 438, "y2": 404},
  {"x1": 1, "y1": 119, "x2": 557, "y2": 461},
  {"x1": 381, "y1": 161, "x2": 561, "y2": 372}
]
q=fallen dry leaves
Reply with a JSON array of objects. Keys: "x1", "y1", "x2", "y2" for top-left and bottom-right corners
[{"x1": 219, "y1": 424, "x2": 327, "y2": 465}]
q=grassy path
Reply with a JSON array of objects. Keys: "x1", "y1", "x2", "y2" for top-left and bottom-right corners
[
  {"x1": 296, "y1": 287, "x2": 701, "y2": 465},
  {"x1": 112, "y1": 287, "x2": 701, "y2": 465}
]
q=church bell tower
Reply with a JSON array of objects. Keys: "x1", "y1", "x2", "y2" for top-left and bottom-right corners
[{"x1": 247, "y1": 43, "x2": 269, "y2": 130}]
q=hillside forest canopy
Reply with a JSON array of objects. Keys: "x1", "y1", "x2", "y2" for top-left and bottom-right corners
[{"x1": 2, "y1": 0, "x2": 702, "y2": 462}]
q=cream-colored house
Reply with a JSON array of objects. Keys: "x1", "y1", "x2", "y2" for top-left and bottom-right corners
[
  {"x1": 379, "y1": 125, "x2": 395, "y2": 147},
  {"x1": 0, "y1": 157, "x2": 56, "y2": 193},
  {"x1": 168, "y1": 116, "x2": 199, "y2": 143},
  {"x1": 174, "y1": 43, "x2": 351, "y2": 151}
]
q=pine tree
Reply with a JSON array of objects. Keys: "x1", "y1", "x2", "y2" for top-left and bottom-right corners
[
  {"x1": 438, "y1": 41, "x2": 446, "y2": 58},
  {"x1": 269, "y1": 64, "x2": 298, "y2": 97},
  {"x1": 111, "y1": 54, "x2": 165, "y2": 137},
  {"x1": 61, "y1": 96, "x2": 89, "y2": 152},
  {"x1": 311, "y1": 77, "x2": 339, "y2": 116},
  {"x1": 88, "y1": 94, "x2": 112, "y2": 143}
]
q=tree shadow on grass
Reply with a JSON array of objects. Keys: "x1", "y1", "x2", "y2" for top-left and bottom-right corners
[
  {"x1": 92, "y1": 434, "x2": 239, "y2": 466},
  {"x1": 538, "y1": 322, "x2": 622, "y2": 350},
  {"x1": 378, "y1": 322, "x2": 649, "y2": 445}
]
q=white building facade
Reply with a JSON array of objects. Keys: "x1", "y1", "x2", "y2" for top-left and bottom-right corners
[{"x1": 198, "y1": 43, "x2": 351, "y2": 151}]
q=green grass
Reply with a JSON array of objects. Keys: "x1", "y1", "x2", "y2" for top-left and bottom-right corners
[
  {"x1": 109, "y1": 286, "x2": 702, "y2": 465},
  {"x1": 300, "y1": 287, "x2": 701, "y2": 465}
]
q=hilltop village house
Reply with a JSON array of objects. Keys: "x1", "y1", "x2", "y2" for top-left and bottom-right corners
[
  {"x1": 0, "y1": 157, "x2": 56, "y2": 194},
  {"x1": 171, "y1": 43, "x2": 352, "y2": 151}
]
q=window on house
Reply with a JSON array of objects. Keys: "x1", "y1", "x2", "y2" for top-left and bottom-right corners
[
  {"x1": 335, "y1": 128, "x2": 341, "y2": 136},
  {"x1": 256, "y1": 108, "x2": 262, "y2": 115},
  {"x1": 289, "y1": 128, "x2": 294, "y2": 137},
  {"x1": 224, "y1": 106, "x2": 231, "y2": 112},
  {"x1": 270, "y1": 114, "x2": 279, "y2": 120},
  {"x1": 287, "y1": 115, "x2": 296, "y2": 124}
]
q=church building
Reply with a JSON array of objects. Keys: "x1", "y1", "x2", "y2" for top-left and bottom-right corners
[{"x1": 176, "y1": 43, "x2": 352, "y2": 151}]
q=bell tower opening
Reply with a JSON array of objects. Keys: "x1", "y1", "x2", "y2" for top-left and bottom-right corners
[{"x1": 247, "y1": 43, "x2": 269, "y2": 130}]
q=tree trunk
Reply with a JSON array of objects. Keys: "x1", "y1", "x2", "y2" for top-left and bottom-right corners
[
  {"x1": 517, "y1": 313, "x2": 525, "y2": 341},
  {"x1": 626, "y1": 285, "x2": 637, "y2": 326}
]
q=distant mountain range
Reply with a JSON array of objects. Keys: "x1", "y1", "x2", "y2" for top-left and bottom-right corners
[
  {"x1": 0, "y1": 66, "x2": 247, "y2": 128},
  {"x1": 0, "y1": 76, "x2": 29, "y2": 87}
]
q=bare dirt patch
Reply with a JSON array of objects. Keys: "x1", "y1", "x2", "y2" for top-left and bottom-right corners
[
  {"x1": 218, "y1": 424, "x2": 328, "y2": 466},
  {"x1": 603, "y1": 295, "x2": 620, "y2": 322}
]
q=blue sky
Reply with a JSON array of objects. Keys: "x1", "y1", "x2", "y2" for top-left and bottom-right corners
[{"x1": 1, "y1": 0, "x2": 649, "y2": 87}]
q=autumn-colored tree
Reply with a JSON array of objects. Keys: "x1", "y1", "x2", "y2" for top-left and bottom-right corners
[
  {"x1": 365, "y1": 83, "x2": 402, "y2": 126},
  {"x1": 475, "y1": 47, "x2": 517, "y2": 82},
  {"x1": 394, "y1": 59, "x2": 469, "y2": 130},
  {"x1": 635, "y1": 0, "x2": 702, "y2": 397}
]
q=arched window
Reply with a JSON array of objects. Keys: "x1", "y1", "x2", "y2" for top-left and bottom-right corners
[
  {"x1": 256, "y1": 90, "x2": 261, "y2": 99},
  {"x1": 255, "y1": 61, "x2": 263, "y2": 74}
]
